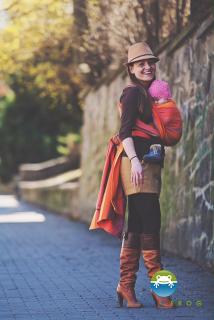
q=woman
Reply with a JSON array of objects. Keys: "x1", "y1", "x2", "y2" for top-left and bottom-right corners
[{"x1": 116, "y1": 42, "x2": 174, "y2": 309}]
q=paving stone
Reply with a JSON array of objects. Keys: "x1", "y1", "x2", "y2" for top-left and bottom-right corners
[{"x1": 0, "y1": 195, "x2": 213, "y2": 320}]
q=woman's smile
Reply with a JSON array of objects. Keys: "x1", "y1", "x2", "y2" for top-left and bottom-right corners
[
  {"x1": 141, "y1": 70, "x2": 153, "y2": 77},
  {"x1": 143, "y1": 71, "x2": 152, "y2": 74}
]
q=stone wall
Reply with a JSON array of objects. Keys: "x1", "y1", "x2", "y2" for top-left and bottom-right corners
[
  {"x1": 19, "y1": 156, "x2": 79, "y2": 181},
  {"x1": 20, "y1": 181, "x2": 80, "y2": 221},
  {"x1": 79, "y1": 15, "x2": 214, "y2": 270},
  {"x1": 157, "y1": 17, "x2": 214, "y2": 269},
  {"x1": 18, "y1": 165, "x2": 81, "y2": 222}
]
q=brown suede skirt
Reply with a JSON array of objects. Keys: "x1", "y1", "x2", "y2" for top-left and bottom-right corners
[{"x1": 120, "y1": 156, "x2": 162, "y2": 196}]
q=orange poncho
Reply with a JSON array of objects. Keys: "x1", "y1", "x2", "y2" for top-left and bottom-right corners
[{"x1": 89, "y1": 98, "x2": 182, "y2": 238}]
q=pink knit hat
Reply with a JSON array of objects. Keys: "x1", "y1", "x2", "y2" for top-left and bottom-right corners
[{"x1": 148, "y1": 79, "x2": 172, "y2": 100}]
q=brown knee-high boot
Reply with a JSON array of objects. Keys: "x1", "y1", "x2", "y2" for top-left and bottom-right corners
[
  {"x1": 117, "y1": 232, "x2": 143, "y2": 308},
  {"x1": 140, "y1": 233, "x2": 174, "y2": 309}
]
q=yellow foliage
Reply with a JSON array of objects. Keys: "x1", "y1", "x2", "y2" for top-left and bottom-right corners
[{"x1": 0, "y1": 0, "x2": 73, "y2": 75}]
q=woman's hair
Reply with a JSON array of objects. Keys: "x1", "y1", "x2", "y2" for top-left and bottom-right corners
[{"x1": 126, "y1": 63, "x2": 154, "y2": 123}]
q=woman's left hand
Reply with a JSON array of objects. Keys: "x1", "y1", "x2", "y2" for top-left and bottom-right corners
[{"x1": 130, "y1": 157, "x2": 144, "y2": 188}]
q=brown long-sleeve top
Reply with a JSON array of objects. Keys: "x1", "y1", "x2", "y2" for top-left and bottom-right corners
[{"x1": 118, "y1": 85, "x2": 162, "y2": 161}]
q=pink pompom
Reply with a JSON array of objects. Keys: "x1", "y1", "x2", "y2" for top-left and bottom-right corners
[{"x1": 148, "y1": 80, "x2": 172, "y2": 100}]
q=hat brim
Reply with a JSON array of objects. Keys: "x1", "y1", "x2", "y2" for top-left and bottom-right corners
[{"x1": 124, "y1": 55, "x2": 159, "y2": 66}]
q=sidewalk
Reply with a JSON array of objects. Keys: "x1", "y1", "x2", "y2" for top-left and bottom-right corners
[{"x1": 0, "y1": 194, "x2": 213, "y2": 320}]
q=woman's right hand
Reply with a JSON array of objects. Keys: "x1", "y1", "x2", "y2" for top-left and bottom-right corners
[{"x1": 130, "y1": 157, "x2": 144, "y2": 188}]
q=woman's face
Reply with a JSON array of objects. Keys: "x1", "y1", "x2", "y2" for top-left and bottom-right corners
[{"x1": 129, "y1": 59, "x2": 156, "y2": 86}]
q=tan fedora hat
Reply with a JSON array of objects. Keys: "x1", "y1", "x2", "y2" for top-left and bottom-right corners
[{"x1": 126, "y1": 42, "x2": 159, "y2": 65}]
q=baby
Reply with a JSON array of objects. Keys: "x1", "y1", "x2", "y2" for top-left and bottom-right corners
[{"x1": 143, "y1": 79, "x2": 172, "y2": 164}]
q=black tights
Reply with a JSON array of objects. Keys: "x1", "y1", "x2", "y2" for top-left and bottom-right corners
[{"x1": 127, "y1": 193, "x2": 161, "y2": 234}]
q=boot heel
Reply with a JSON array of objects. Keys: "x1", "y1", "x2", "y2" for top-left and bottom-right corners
[
  {"x1": 152, "y1": 292, "x2": 174, "y2": 309},
  {"x1": 151, "y1": 292, "x2": 158, "y2": 307},
  {"x1": 117, "y1": 292, "x2": 124, "y2": 307}
]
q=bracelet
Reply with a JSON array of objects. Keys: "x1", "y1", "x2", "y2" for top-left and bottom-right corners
[{"x1": 130, "y1": 155, "x2": 137, "y2": 161}]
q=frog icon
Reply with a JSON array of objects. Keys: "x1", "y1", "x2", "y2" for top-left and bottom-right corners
[
  {"x1": 151, "y1": 274, "x2": 177, "y2": 288},
  {"x1": 150, "y1": 270, "x2": 178, "y2": 297}
]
